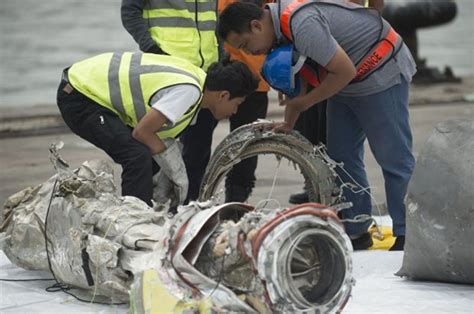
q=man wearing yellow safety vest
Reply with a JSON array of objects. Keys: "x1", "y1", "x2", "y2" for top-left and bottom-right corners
[
  {"x1": 218, "y1": 0, "x2": 416, "y2": 251},
  {"x1": 121, "y1": 0, "x2": 265, "y2": 205},
  {"x1": 121, "y1": 0, "x2": 218, "y2": 70},
  {"x1": 57, "y1": 52, "x2": 258, "y2": 208},
  {"x1": 121, "y1": 0, "x2": 219, "y2": 206}
]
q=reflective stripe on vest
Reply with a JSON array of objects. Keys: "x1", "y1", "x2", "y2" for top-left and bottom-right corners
[
  {"x1": 144, "y1": 0, "x2": 218, "y2": 70},
  {"x1": 280, "y1": 0, "x2": 403, "y2": 83},
  {"x1": 68, "y1": 52, "x2": 205, "y2": 139},
  {"x1": 108, "y1": 52, "x2": 202, "y2": 122},
  {"x1": 353, "y1": 27, "x2": 401, "y2": 81},
  {"x1": 146, "y1": 0, "x2": 216, "y2": 12}
]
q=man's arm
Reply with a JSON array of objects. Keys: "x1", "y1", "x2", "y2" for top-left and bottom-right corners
[
  {"x1": 134, "y1": 109, "x2": 187, "y2": 207},
  {"x1": 132, "y1": 85, "x2": 201, "y2": 152},
  {"x1": 280, "y1": 45, "x2": 356, "y2": 130},
  {"x1": 132, "y1": 109, "x2": 168, "y2": 154},
  {"x1": 121, "y1": 0, "x2": 165, "y2": 53}
]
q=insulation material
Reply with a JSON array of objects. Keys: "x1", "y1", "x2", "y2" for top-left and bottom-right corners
[
  {"x1": 1, "y1": 142, "x2": 354, "y2": 312},
  {"x1": 199, "y1": 120, "x2": 339, "y2": 205},
  {"x1": 1, "y1": 158, "x2": 171, "y2": 303}
]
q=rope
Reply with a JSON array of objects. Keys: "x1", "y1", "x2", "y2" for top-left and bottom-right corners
[{"x1": 255, "y1": 156, "x2": 282, "y2": 211}]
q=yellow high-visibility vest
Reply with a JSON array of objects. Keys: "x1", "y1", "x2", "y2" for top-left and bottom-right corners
[
  {"x1": 143, "y1": 0, "x2": 219, "y2": 70},
  {"x1": 68, "y1": 52, "x2": 206, "y2": 139}
]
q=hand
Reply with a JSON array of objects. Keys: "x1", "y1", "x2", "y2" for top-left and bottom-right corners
[
  {"x1": 155, "y1": 174, "x2": 185, "y2": 208},
  {"x1": 251, "y1": 121, "x2": 293, "y2": 133},
  {"x1": 152, "y1": 170, "x2": 173, "y2": 205},
  {"x1": 272, "y1": 121, "x2": 293, "y2": 133},
  {"x1": 278, "y1": 91, "x2": 288, "y2": 106},
  {"x1": 279, "y1": 95, "x2": 308, "y2": 113},
  {"x1": 152, "y1": 139, "x2": 188, "y2": 206}
]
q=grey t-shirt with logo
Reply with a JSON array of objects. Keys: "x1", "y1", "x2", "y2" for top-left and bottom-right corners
[{"x1": 267, "y1": 0, "x2": 416, "y2": 97}]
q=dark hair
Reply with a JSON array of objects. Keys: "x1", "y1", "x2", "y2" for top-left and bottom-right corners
[
  {"x1": 241, "y1": 0, "x2": 265, "y2": 6},
  {"x1": 218, "y1": 2, "x2": 264, "y2": 40},
  {"x1": 205, "y1": 57, "x2": 259, "y2": 99}
]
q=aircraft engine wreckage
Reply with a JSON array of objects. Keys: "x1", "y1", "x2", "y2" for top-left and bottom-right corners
[
  {"x1": 0, "y1": 124, "x2": 354, "y2": 313},
  {"x1": 200, "y1": 121, "x2": 339, "y2": 204},
  {"x1": 397, "y1": 119, "x2": 474, "y2": 285}
]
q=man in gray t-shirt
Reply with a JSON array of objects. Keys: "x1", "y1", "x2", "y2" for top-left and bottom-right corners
[{"x1": 218, "y1": 0, "x2": 417, "y2": 251}]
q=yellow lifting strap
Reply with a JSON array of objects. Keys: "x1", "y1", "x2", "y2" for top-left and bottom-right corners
[{"x1": 368, "y1": 225, "x2": 396, "y2": 250}]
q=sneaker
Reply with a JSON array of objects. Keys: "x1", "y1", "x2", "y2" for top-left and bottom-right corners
[
  {"x1": 389, "y1": 236, "x2": 405, "y2": 251},
  {"x1": 350, "y1": 232, "x2": 373, "y2": 250},
  {"x1": 288, "y1": 191, "x2": 309, "y2": 204}
]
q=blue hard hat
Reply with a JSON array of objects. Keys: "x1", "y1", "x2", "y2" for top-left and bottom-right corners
[{"x1": 261, "y1": 45, "x2": 306, "y2": 98}]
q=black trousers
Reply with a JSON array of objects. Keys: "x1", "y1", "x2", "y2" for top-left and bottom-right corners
[
  {"x1": 56, "y1": 79, "x2": 157, "y2": 206},
  {"x1": 294, "y1": 100, "x2": 327, "y2": 146},
  {"x1": 180, "y1": 91, "x2": 269, "y2": 201},
  {"x1": 226, "y1": 92, "x2": 269, "y2": 188}
]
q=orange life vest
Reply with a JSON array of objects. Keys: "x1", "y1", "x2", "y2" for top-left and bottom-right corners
[{"x1": 279, "y1": 0, "x2": 403, "y2": 85}]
